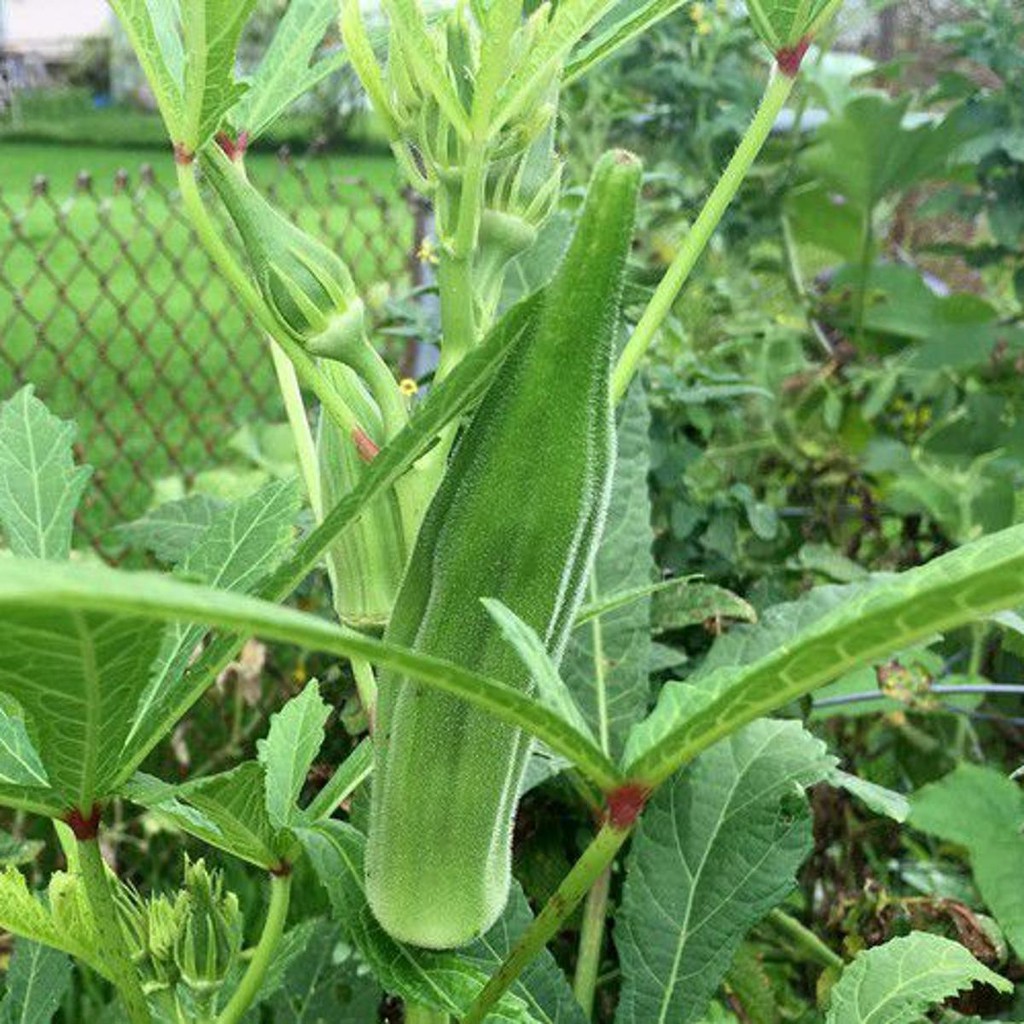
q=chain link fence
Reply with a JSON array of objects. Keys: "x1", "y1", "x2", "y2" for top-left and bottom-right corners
[{"x1": 0, "y1": 149, "x2": 423, "y2": 554}]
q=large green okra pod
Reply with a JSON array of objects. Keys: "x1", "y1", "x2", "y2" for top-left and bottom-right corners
[{"x1": 367, "y1": 150, "x2": 642, "y2": 949}]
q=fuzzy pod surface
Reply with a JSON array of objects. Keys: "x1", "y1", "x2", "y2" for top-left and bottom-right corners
[{"x1": 366, "y1": 150, "x2": 643, "y2": 949}]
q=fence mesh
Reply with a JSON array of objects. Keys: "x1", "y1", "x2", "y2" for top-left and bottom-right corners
[{"x1": 0, "y1": 149, "x2": 419, "y2": 554}]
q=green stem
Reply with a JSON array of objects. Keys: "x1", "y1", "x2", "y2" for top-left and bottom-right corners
[
  {"x1": 176, "y1": 162, "x2": 364, "y2": 440},
  {"x1": 572, "y1": 865, "x2": 611, "y2": 1018},
  {"x1": 77, "y1": 836, "x2": 151, "y2": 1024},
  {"x1": 853, "y1": 211, "x2": 874, "y2": 349},
  {"x1": 463, "y1": 822, "x2": 632, "y2": 1024},
  {"x1": 435, "y1": 252, "x2": 477, "y2": 381},
  {"x1": 269, "y1": 340, "x2": 322, "y2": 519},
  {"x1": 612, "y1": 66, "x2": 795, "y2": 402},
  {"x1": 216, "y1": 872, "x2": 292, "y2": 1024},
  {"x1": 766, "y1": 908, "x2": 843, "y2": 970},
  {"x1": 405, "y1": 1004, "x2": 449, "y2": 1024},
  {"x1": 351, "y1": 656, "x2": 379, "y2": 730}
]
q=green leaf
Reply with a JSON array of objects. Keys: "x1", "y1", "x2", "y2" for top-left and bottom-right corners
[
  {"x1": 829, "y1": 769, "x2": 909, "y2": 823},
  {"x1": 230, "y1": 0, "x2": 352, "y2": 140},
  {"x1": 465, "y1": 884, "x2": 587, "y2": 1024},
  {"x1": 303, "y1": 739, "x2": 373, "y2": 822},
  {"x1": 265, "y1": 918, "x2": 382, "y2": 1022},
  {"x1": 744, "y1": 0, "x2": 840, "y2": 50},
  {"x1": 125, "y1": 763, "x2": 280, "y2": 869},
  {"x1": 0, "y1": 386, "x2": 91, "y2": 560},
  {"x1": 615, "y1": 720, "x2": 834, "y2": 1024},
  {"x1": 113, "y1": 494, "x2": 225, "y2": 564},
  {"x1": 0, "y1": 940, "x2": 72, "y2": 1024},
  {"x1": 124, "y1": 479, "x2": 300, "y2": 767},
  {"x1": 482, "y1": 599, "x2": 596, "y2": 743},
  {"x1": 563, "y1": 382, "x2": 656, "y2": 758},
  {"x1": 825, "y1": 932, "x2": 1011, "y2": 1024},
  {"x1": 181, "y1": 0, "x2": 259, "y2": 150},
  {"x1": 258, "y1": 681, "x2": 331, "y2": 830},
  {"x1": 910, "y1": 764, "x2": 1024, "y2": 956},
  {"x1": 298, "y1": 821, "x2": 535, "y2": 1022},
  {"x1": 622, "y1": 522, "x2": 1024, "y2": 786},
  {"x1": 0, "y1": 557, "x2": 622, "y2": 793},
  {"x1": 108, "y1": 0, "x2": 187, "y2": 141},
  {"x1": 0, "y1": 606, "x2": 163, "y2": 811},
  {"x1": 564, "y1": 0, "x2": 690, "y2": 85},
  {"x1": 0, "y1": 710, "x2": 48, "y2": 790},
  {"x1": 651, "y1": 581, "x2": 757, "y2": 632},
  {"x1": 0, "y1": 831, "x2": 43, "y2": 870}
]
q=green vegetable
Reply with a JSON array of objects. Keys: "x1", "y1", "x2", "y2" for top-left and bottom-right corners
[{"x1": 366, "y1": 150, "x2": 642, "y2": 949}]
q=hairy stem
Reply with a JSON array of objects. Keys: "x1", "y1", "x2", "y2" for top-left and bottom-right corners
[
  {"x1": 217, "y1": 872, "x2": 293, "y2": 1024},
  {"x1": 436, "y1": 252, "x2": 477, "y2": 381},
  {"x1": 612, "y1": 66, "x2": 795, "y2": 401},
  {"x1": 573, "y1": 865, "x2": 612, "y2": 1017},
  {"x1": 463, "y1": 822, "x2": 632, "y2": 1024},
  {"x1": 77, "y1": 836, "x2": 151, "y2": 1024}
]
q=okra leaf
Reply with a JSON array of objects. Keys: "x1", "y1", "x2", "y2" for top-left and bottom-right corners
[
  {"x1": 125, "y1": 762, "x2": 281, "y2": 870},
  {"x1": 0, "y1": 709, "x2": 49, "y2": 790},
  {"x1": 0, "y1": 939, "x2": 72, "y2": 1024},
  {"x1": 466, "y1": 884, "x2": 588, "y2": 1024},
  {"x1": 825, "y1": 932, "x2": 1010, "y2": 1024},
  {"x1": 123, "y1": 478, "x2": 300, "y2": 770},
  {"x1": 0, "y1": 555, "x2": 623, "y2": 792},
  {"x1": 298, "y1": 821, "x2": 536, "y2": 1022},
  {"x1": 0, "y1": 386, "x2": 91, "y2": 561},
  {"x1": 482, "y1": 599, "x2": 596, "y2": 744},
  {"x1": 258, "y1": 681, "x2": 332, "y2": 830},
  {"x1": 910, "y1": 764, "x2": 1024, "y2": 956},
  {"x1": 615, "y1": 720, "x2": 834, "y2": 1024},
  {"x1": 564, "y1": 0, "x2": 689, "y2": 85},
  {"x1": 113, "y1": 493, "x2": 225, "y2": 564},
  {"x1": 181, "y1": 0, "x2": 259, "y2": 151},
  {"x1": 563, "y1": 382, "x2": 655, "y2": 759},
  {"x1": 622, "y1": 521, "x2": 1024, "y2": 785},
  {"x1": 230, "y1": 0, "x2": 352, "y2": 141},
  {"x1": 651, "y1": 581, "x2": 757, "y2": 632},
  {"x1": 0, "y1": 604, "x2": 164, "y2": 813},
  {"x1": 828, "y1": 769, "x2": 909, "y2": 823},
  {"x1": 108, "y1": 0, "x2": 187, "y2": 143},
  {"x1": 302, "y1": 738, "x2": 373, "y2": 822},
  {"x1": 0, "y1": 830, "x2": 43, "y2": 870},
  {"x1": 744, "y1": 0, "x2": 841, "y2": 51}
]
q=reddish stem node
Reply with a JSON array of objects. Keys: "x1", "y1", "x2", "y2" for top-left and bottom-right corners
[
  {"x1": 65, "y1": 804, "x2": 102, "y2": 841},
  {"x1": 270, "y1": 859, "x2": 293, "y2": 878},
  {"x1": 776, "y1": 36, "x2": 811, "y2": 77},
  {"x1": 173, "y1": 142, "x2": 195, "y2": 166},
  {"x1": 216, "y1": 131, "x2": 250, "y2": 162},
  {"x1": 352, "y1": 427, "x2": 380, "y2": 463},
  {"x1": 606, "y1": 782, "x2": 651, "y2": 830}
]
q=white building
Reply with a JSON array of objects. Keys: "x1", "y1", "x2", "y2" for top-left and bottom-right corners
[{"x1": 0, "y1": 0, "x2": 110, "y2": 59}]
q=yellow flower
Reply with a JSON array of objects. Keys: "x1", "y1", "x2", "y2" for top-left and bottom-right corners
[
  {"x1": 417, "y1": 237, "x2": 440, "y2": 265},
  {"x1": 399, "y1": 377, "x2": 419, "y2": 397},
  {"x1": 689, "y1": 2, "x2": 706, "y2": 21}
]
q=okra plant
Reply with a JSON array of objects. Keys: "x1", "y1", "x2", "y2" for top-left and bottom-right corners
[{"x1": 0, "y1": 0, "x2": 1019, "y2": 1020}]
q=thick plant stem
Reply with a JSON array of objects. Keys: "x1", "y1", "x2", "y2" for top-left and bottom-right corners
[
  {"x1": 77, "y1": 837, "x2": 151, "y2": 1024},
  {"x1": 404, "y1": 1004, "x2": 450, "y2": 1024},
  {"x1": 766, "y1": 908, "x2": 843, "y2": 970},
  {"x1": 217, "y1": 872, "x2": 293, "y2": 1024},
  {"x1": 463, "y1": 822, "x2": 633, "y2": 1024},
  {"x1": 269, "y1": 340, "x2": 322, "y2": 519},
  {"x1": 435, "y1": 253, "x2": 477, "y2": 381},
  {"x1": 573, "y1": 865, "x2": 612, "y2": 1018},
  {"x1": 612, "y1": 66, "x2": 796, "y2": 401}
]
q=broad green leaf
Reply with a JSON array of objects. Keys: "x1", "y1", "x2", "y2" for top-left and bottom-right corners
[
  {"x1": 829, "y1": 769, "x2": 909, "y2": 823},
  {"x1": 482, "y1": 599, "x2": 596, "y2": 743},
  {"x1": 0, "y1": 386, "x2": 91, "y2": 560},
  {"x1": 564, "y1": 0, "x2": 689, "y2": 85},
  {"x1": 466, "y1": 884, "x2": 588, "y2": 1024},
  {"x1": 652, "y1": 582, "x2": 757, "y2": 632},
  {"x1": 303, "y1": 739, "x2": 373, "y2": 822},
  {"x1": 744, "y1": 0, "x2": 840, "y2": 50},
  {"x1": 258, "y1": 681, "x2": 332, "y2": 830},
  {"x1": 264, "y1": 918, "x2": 382, "y2": 1022},
  {"x1": 124, "y1": 479, "x2": 300, "y2": 765},
  {"x1": 563, "y1": 382, "x2": 655, "y2": 758},
  {"x1": 298, "y1": 821, "x2": 534, "y2": 1022},
  {"x1": 622, "y1": 522, "x2": 1024, "y2": 785},
  {"x1": 825, "y1": 932, "x2": 1010, "y2": 1024},
  {"x1": 231, "y1": 0, "x2": 352, "y2": 140},
  {"x1": 108, "y1": 0, "x2": 186, "y2": 141},
  {"x1": 181, "y1": 0, "x2": 259, "y2": 150},
  {"x1": 0, "y1": 869, "x2": 103, "y2": 974},
  {"x1": 125, "y1": 763, "x2": 280, "y2": 869},
  {"x1": 0, "y1": 940, "x2": 72, "y2": 1024},
  {"x1": 615, "y1": 721, "x2": 834, "y2": 1024},
  {"x1": 0, "y1": 557, "x2": 622, "y2": 793},
  {"x1": 123, "y1": 293, "x2": 536, "y2": 781},
  {"x1": 0, "y1": 607, "x2": 163, "y2": 811},
  {"x1": 0, "y1": 710, "x2": 48, "y2": 790},
  {"x1": 113, "y1": 494, "x2": 225, "y2": 564},
  {"x1": 910, "y1": 764, "x2": 1024, "y2": 956}
]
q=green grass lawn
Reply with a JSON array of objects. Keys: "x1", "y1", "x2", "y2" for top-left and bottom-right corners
[{"x1": 0, "y1": 136, "x2": 410, "y2": 551}]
